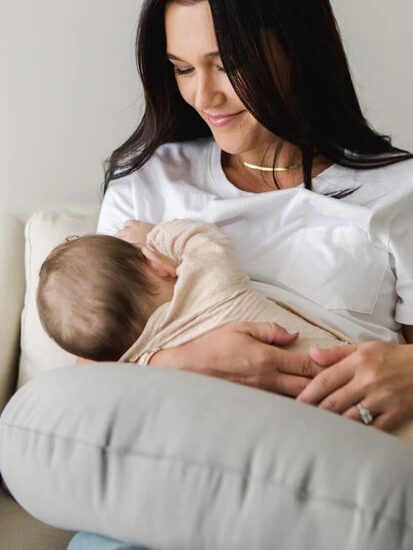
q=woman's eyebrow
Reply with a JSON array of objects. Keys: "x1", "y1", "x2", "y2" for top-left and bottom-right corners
[{"x1": 166, "y1": 51, "x2": 220, "y2": 61}]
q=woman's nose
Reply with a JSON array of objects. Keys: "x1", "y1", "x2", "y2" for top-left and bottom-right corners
[{"x1": 194, "y1": 73, "x2": 224, "y2": 113}]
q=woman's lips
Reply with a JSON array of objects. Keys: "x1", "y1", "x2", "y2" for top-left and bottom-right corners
[{"x1": 206, "y1": 111, "x2": 243, "y2": 127}]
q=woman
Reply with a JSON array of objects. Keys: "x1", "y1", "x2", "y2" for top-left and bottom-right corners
[
  {"x1": 97, "y1": 0, "x2": 413, "y2": 432},
  {"x1": 68, "y1": 0, "x2": 413, "y2": 547}
]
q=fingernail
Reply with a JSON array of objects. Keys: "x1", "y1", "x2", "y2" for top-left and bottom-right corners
[{"x1": 287, "y1": 328, "x2": 299, "y2": 335}]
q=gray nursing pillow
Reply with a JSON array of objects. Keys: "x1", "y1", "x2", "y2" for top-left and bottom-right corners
[{"x1": 1, "y1": 364, "x2": 413, "y2": 549}]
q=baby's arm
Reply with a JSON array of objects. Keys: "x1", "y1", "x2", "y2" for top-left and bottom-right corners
[
  {"x1": 145, "y1": 220, "x2": 229, "y2": 260},
  {"x1": 117, "y1": 218, "x2": 243, "y2": 275},
  {"x1": 146, "y1": 219, "x2": 250, "y2": 291}
]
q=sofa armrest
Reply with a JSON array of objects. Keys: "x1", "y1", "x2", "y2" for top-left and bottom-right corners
[{"x1": 0, "y1": 214, "x2": 25, "y2": 414}]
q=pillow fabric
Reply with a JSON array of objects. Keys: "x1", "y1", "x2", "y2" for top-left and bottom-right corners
[
  {"x1": 1, "y1": 364, "x2": 413, "y2": 550},
  {"x1": 0, "y1": 214, "x2": 25, "y2": 414},
  {"x1": 18, "y1": 206, "x2": 99, "y2": 387}
]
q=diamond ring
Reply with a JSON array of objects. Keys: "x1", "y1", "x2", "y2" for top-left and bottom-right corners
[{"x1": 356, "y1": 402, "x2": 374, "y2": 425}]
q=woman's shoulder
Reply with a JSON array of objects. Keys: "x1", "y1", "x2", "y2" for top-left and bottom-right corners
[
  {"x1": 153, "y1": 136, "x2": 214, "y2": 163},
  {"x1": 111, "y1": 137, "x2": 214, "y2": 190},
  {"x1": 105, "y1": 136, "x2": 214, "y2": 194},
  {"x1": 138, "y1": 136, "x2": 214, "y2": 180},
  {"x1": 328, "y1": 158, "x2": 413, "y2": 206},
  {"x1": 101, "y1": 137, "x2": 216, "y2": 230}
]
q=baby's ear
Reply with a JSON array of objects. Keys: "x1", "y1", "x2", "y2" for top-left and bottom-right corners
[{"x1": 141, "y1": 247, "x2": 178, "y2": 279}]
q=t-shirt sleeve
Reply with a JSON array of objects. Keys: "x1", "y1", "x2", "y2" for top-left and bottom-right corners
[
  {"x1": 389, "y1": 195, "x2": 413, "y2": 325},
  {"x1": 97, "y1": 177, "x2": 136, "y2": 236}
]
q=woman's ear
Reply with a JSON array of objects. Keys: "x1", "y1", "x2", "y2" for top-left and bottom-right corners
[{"x1": 141, "y1": 246, "x2": 178, "y2": 279}]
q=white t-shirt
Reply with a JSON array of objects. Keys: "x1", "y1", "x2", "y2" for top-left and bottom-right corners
[{"x1": 98, "y1": 136, "x2": 413, "y2": 344}]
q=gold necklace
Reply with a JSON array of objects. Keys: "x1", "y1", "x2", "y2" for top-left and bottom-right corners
[{"x1": 242, "y1": 160, "x2": 303, "y2": 172}]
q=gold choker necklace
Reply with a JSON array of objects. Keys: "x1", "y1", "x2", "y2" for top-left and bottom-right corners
[{"x1": 242, "y1": 160, "x2": 303, "y2": 172}]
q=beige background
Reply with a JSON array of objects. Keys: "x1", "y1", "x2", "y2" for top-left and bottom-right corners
[{"x1": 1, "y1": 0, "x2": 412, "y2": 217}]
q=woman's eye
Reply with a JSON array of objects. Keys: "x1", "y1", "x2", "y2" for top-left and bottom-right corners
[
  {"x1": 173, "y1": 65, "x2": 226, "y2": 76},
  {"x1": 173, "y1": 67, "x2": 193, "y2": 76}
]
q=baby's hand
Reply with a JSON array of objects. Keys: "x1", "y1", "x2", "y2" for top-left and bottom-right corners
[{"x1": 116, "y1": 220, "x2": 155, "y2": 248}]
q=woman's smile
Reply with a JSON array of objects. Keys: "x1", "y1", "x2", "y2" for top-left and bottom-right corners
[{"x1": 205, "y1": 110, "x2": 245, "y2": 127}]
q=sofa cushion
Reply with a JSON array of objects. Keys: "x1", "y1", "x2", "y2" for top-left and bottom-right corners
[
  {"x1": 2, "y1": 364, "x2": 413, "y2": 550},
  {"x1": 18, "y1": 206, "x2": 99, "y2": 387},
  {"x1": 0, "y1": 214, "x2": 25, "y2": 414}
]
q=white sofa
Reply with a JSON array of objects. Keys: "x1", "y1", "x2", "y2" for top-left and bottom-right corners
[
  {"x1": 0, "y1": 206, "x2": 100, "y2": 549},
  {"x1": 2, "y1": 206, "x2": 413, "y2": 550}
]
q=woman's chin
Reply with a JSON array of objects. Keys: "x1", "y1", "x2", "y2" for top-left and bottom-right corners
[{"x1": 212, "y1": 135, "x2": 249, "y2": 157}]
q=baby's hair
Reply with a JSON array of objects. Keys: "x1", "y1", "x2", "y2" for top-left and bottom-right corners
[{"x1": 37, "y1": 234, "x2": 156, "y2": 361}]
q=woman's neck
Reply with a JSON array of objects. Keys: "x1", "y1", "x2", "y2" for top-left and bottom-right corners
[{"x1": 221, "y1": 148, "x2": 334, "y2": 193}]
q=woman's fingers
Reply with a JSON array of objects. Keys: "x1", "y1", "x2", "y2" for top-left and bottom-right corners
[
  {"x1": 187, "y1": 364, "x2": 311, "y2": 397},
  {"x1": 308, "y1": 344, "x2": 356, "y2": 367},
  {"x1": 232, "y1": 320, "x2": 299, "y2": 346},
  {"x1": 153, "y1": 328, "x2": 413, "y2": 434},
  {"x1": 174, "y1": 322, "x2": 325, "y2": 396},
  {"x1": 153, "y1": 322, "x2": 351, "y2": 399},
  {"x1": 301, "y1": 341, "x2": 413, "y2": 434},
  {"x1": 343, "y1": 401, "x2": 395, "y2": 432},
  {"x1": 231, "y1": 321, "x2": 326, "y2": 379},
  {"x1": 372, "y1": 413, "x2": 402, "y2": 432},
  {"x1": 344, "y1": 396, "x2": 404, "y2": 432},
  {"x1": 272, "y1": 348, "x2": 324, "y2": 379},
  {"x1": 343, "y1": 401, "x2": 376, "y2": 424},
  {"x1": 269, "y1": 373, "x2": 311, "y2": 397},
  {"x1": 297, "y1": 361, "x2": 355, "y2": 405},
  {"x1": 318, "y1": 381, "x2": 364, "y2": 414}
]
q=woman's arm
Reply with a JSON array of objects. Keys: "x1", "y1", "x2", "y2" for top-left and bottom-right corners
[
  {"x1": 297, "y1": 336, "x2": 413, "y2": 432},
  {"x1": 115, "y1": 221, "x2": 328, "y2": 395},
  {"x1": 117, "y1": 220, "x2": 324, "y2": 394},
  {"x1": 148, "y1": 321, "x2": 325, "y2": 397}
]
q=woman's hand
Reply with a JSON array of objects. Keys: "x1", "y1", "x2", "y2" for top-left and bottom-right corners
[
  {"x1": 149, "y1": 322, "x2": 325, "y2": 397},
  {"x1": 116, "y1": 219, "x2": 155, "y2": 248},
  {"x1": 297, "y1": 342, "x2": 413, "y2": 432}
]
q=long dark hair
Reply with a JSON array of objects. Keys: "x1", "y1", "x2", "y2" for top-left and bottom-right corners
[{"x1": 103, "y1": 0, "x2": 412, "y2": 194}]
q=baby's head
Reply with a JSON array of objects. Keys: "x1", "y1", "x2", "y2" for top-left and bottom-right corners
[{"x1": 37, "y1": 235, "x2": 163, "y2": 361}]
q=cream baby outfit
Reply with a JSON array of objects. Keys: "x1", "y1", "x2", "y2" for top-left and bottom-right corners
[{"x1": 120, "y1": 220, "x2": 349, "y2": 364}]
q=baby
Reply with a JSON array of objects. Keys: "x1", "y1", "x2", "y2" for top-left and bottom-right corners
[{"x1": 37, "y1": 220, "x2": 349, "y2": 363}]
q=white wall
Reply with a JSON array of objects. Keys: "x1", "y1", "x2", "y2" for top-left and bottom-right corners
[
  {"x1": 1, "y1": 0, "x2": 412, "y2": 217},
  {"x1": 0, "y1": 0, "x2": 143, "y2": 217},
  {"x1": 331, "y1": 0, "x2": 413, "y2": 153}
]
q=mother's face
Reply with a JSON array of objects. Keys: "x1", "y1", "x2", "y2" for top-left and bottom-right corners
[{"x1": 164, "y1": 0, "x2": 275, "y2": 157}]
